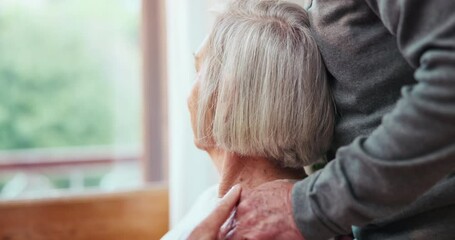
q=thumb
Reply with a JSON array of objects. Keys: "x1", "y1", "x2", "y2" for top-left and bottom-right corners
[{"x1": 188, "y1": 185, "x2": 242, "y2": 240}]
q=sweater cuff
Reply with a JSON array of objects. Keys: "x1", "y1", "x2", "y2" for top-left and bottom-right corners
[{"x1": 291, "y1": 172, "x2": 338, "y2": 240}]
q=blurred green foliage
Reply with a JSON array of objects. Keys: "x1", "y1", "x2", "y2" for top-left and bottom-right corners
[{"x1": 0, "y1": 0, "x2": 140, "y2": 150}]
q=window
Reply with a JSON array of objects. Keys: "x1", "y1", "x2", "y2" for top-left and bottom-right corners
[{"x1": 0, "y1": 0, "x2": 147, "y2": 199}]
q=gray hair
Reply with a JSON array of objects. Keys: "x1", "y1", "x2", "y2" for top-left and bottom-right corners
[{"x1": 196, "y1": 0, "x2": 334, "y2": 168}]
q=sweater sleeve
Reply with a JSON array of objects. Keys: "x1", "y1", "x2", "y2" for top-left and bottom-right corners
[{"x1": 292, "y1": 1, "x2": 455, "y2": 239}]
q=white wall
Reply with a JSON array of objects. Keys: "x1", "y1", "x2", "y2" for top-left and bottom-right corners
[{"x1": 166, "y1": 0, "x2": 219, "y2": 227}]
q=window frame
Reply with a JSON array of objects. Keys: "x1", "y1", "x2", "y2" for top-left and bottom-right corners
[
  {"x1": 0, "y1": 0, "x2": 168, "y2": 187},
  {"x1": 141, "y1": 0, "x2": 168, "y2": 183}
]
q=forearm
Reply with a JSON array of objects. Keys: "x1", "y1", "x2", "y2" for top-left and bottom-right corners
[{"x1": 293, "y1": 137, "x2": 455, "y2": 239}]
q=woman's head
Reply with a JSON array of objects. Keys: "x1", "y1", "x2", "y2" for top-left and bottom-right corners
[{"x1": 191, "y1": 0, "x2": 334, "y2": 169}]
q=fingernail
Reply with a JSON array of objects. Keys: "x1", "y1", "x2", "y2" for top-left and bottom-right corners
[{"x1": 225, "y1": 184, "x2": 241, "y2": 196}]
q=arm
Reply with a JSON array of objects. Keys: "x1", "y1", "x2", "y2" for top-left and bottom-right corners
[{"x1": 293, "y1": 0, "x2": 455, "y2": 239}]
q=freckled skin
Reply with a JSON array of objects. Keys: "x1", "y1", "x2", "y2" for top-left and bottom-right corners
[{"x1": 218, "y1": 180, "x2": 305, "y2": 240}]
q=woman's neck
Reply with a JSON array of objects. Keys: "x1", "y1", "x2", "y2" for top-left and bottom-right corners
[{"x1": 207, "y1": 149, "x2": 305, "y2": 197}]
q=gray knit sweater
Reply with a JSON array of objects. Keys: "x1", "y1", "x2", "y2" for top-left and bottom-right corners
[{"x1": 292, "y1": 0, "x2": 455, "y2": 239}]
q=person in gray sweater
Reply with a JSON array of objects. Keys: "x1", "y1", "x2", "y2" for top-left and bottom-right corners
[
  {"x1": 289, "y1": 0, "x2": 455, "y2": 239},
  {"x1": 189, "y1": 0, "x2": 455, "y2": 239}
]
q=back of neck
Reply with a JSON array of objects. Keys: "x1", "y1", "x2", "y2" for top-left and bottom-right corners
[{"x1": 213, "y1": 151, "x2": 305, "y2": 197}]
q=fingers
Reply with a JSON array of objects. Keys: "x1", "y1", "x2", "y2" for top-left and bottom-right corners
[
  {"x1": 208, "y1": 185, "x2": 242, "y2": 229},
  {"x1": 220, "y1": 180, "x2": 303, "y2": 240},
  {"x1": 188, "y1": 185, "x2": 242, "y2": 240}
]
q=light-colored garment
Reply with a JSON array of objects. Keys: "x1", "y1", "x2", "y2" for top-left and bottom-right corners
[{"x1": 161, "y1": 185, "x2": 220, "y2": 240}]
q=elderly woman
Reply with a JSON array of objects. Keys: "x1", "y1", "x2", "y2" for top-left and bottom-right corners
[{"x1": 162, "y1": 0, "x2": 334, "y2": 239}]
